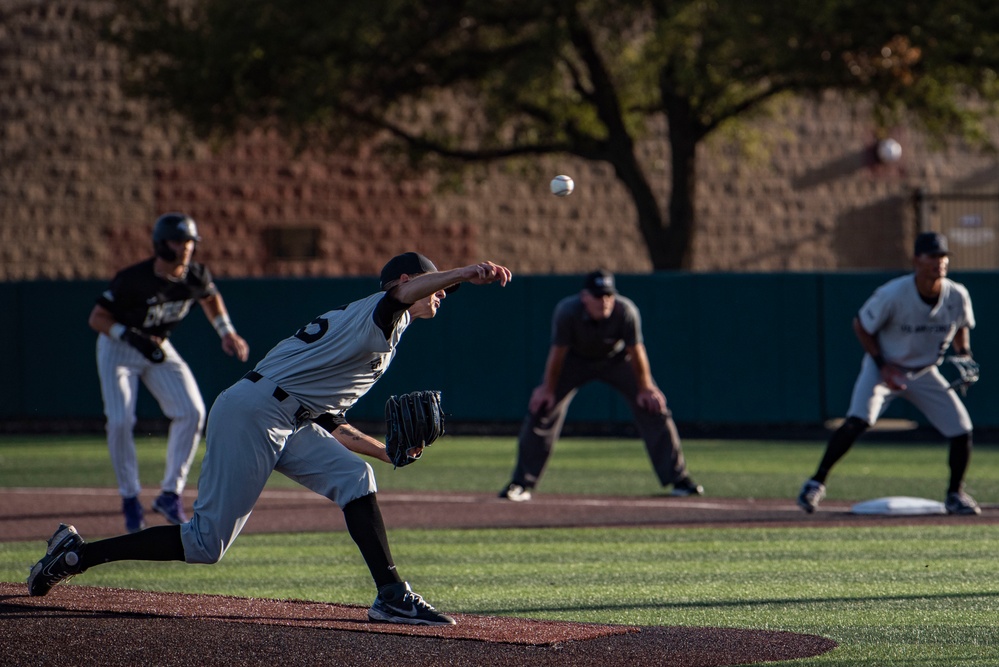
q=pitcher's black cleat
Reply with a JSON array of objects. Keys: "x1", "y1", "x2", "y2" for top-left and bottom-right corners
[
  {"x1": 27, "y1": 524, "x2": 85, "y2": 596},
  {"x1": 368, "y1": 581, "x2": 456, "y2": 626}
]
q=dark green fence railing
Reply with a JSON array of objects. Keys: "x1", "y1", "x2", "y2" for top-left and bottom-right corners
[{"x1": 3, "y1": 271, "x2": 994, "y2": 429}]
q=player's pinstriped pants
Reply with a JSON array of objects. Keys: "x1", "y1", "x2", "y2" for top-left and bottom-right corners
[{"x1": 95, "y1": 334, "x2": 205, "y2": 499}]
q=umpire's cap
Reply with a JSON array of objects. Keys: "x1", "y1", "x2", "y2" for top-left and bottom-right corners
[
  {"x1": 380, "y1": 252, "x2": 459, "y2": 293},
  {"x1": 583, "y1": 269, "x2": 617, "y2": 296},
  {"x1": 914, "y1": 232, "x2": 949, "y2": 256}
]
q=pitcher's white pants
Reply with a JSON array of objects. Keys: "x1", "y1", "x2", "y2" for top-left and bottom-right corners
[{"x1": 181, "y1": 375, "x2": 376, "y2": 564}]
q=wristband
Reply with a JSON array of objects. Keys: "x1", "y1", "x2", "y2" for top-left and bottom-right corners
[
  {"x1": 109, "y1": 323, "x2": 127, "y2": 340},
  {"x1": 872, "y1": 353, "x2": 886, "y2": 369},
  {"x1": 213, "y1": 314, "x2": 236, "y2": 338}
]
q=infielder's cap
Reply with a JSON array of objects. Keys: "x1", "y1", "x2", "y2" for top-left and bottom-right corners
[
  {"x1": 914, "y1": 231, "x2": 949, "y2": 256},
  {"x1": 583, "y1": 269, "x2": 617, "y2": 296},
  {"x1": 380, "y1": 252, "x2": 459, "y2": 293}
]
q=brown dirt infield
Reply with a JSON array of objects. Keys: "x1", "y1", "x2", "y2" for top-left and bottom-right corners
[{"x1": 4, "y1": 487, "x2": 991, "y2": 666}]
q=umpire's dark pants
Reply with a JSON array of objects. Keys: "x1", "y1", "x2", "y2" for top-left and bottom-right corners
[{"x1": 511, "y1": 354, "x2": 687, "y2": 489}]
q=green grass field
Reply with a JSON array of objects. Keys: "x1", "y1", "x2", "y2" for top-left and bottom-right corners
[{"x1": 2, "y1": 434, "x2": 998, "y2": 666}]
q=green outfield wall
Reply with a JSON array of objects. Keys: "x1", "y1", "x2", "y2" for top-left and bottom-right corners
[{"x1": 3, "y1": 272, "x2": 995, "y2": 429}]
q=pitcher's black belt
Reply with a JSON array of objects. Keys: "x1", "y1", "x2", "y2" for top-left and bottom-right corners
[{"x1": 243, "y1": 371, "x2": 311, "y2": 421}]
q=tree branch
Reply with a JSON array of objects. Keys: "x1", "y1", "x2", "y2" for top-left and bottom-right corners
[
  {"x1": 347, "y1": 108, "x2": 575, "y2": 161},
  {"x1": 700, "y1": 82, "x2": 795, "y2": 135}
]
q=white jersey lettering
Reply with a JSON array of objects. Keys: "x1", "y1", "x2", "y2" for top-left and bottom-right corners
[
  {"x1": 142, "y1": 300, "x2": 194, "y2": 328},
  {"x1": 857, "y1": 274, "x2": 974, "y2": 368}
]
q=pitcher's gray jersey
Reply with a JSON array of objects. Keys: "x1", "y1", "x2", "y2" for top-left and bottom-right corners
[
  {"x1": 858, "y1": 274, "x2": 975, "y2": 369},
  {"x1": 253, "y1": 292, "x2": 411, "y2": 417}
]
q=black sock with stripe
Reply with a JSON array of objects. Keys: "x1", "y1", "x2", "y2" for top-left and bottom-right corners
[{"x1": 343, "y1": 493, "x2": 402, "y2": 589}]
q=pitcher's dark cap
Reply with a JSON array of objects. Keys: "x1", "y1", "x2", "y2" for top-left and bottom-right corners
[
  {"x1": 583, "y1": 269, "x2": 617, "y2": 296},
  {"x1": 914, "y1": 232, "x2": 949, "y2": 256},
  {"x1": 380, "y1": 252, "x2": 459, "y2": 293}
]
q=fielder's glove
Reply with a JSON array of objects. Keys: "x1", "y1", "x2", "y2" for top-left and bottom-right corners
[
  {"x1": 946, "y1": 355, "x2": 980, "y2": 396},
  {"x1": 122, "y1": 327, "x2": 165, "y2": 363},
  {"x1": 384, "y1": 390, "x2": 445, "y2": 468}
]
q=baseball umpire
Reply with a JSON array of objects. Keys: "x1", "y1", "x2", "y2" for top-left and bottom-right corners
[
  {"x1": 31, "y1": 252, "x2": 511, "y2": 627},
  {"x1": 499, "y1": 269, "x2": 702, "y2": 501},
  {"x1": 88, "y1": 213, "x2": 249, "y2": 533},
  {"x1": 798, "y1": 232, "x2": 980, "y2": 515}
]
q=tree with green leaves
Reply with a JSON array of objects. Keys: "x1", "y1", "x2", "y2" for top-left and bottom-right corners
[{"x1": 106, "y1": 0, "x2": 999, "y2": 269}]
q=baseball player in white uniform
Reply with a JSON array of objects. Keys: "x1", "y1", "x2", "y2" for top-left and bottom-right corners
[
  {"x1": 89, "y1": 213, "x2": 249, "y2": 533},
  {"x1": 31, "y1": 252, "x2": 512, "y2": 627},
  {"x1": 798, "y1": 232, "x2": 980, "y2": 515}
]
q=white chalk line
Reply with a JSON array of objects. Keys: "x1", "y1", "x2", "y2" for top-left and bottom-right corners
[{"x1": 0, "y1": 487, "x2": 804, "y2": 513}]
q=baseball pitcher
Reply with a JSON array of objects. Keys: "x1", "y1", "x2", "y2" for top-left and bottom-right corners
[{"x1": 32, "y1": 251, "x2": 511, "y2": 627}]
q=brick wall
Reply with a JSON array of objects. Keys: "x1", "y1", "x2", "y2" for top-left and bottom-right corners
[
  {"x1": 2, "y1": 0, "x2": 998, "y2": 282},
  {"x1": 150, "y1": 136, "x2": 476, "y2": 278}
]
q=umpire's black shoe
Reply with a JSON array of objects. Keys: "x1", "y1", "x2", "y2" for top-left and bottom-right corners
[
  {"x1": 27, "y1": 524, "x2": 84, "y2": 596},
  {"x1": 670, "y1": 477, "x2": 704, "y2": 497},
  {"x1": 368, "y1": 581, "x2": 456, "y2": 626},
  {"x1": 498, "y1": 483, "x2": 532, "y2": 502}
]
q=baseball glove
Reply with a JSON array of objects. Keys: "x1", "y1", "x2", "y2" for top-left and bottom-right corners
[
  {"x1": 385, "y1": 390, "x2": 445, "y2": 469},
  {"x1": 122, "y1": 327, "x2": 165, "y2": 363},
  {"x1": 945, "y1": 355, "x2": 980, "y2": 396}
]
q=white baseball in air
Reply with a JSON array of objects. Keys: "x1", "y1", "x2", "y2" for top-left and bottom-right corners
[
  {"x1": 550, "y1": 174, "x2": 574, "y2": 197},
  {"x1": 876, "y1": 138, "x2": 902, "y2": 163}
]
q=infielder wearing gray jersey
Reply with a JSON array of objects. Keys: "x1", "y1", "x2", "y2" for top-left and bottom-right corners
[
  {"x1": 499, "y1": 270, "x2": 702, "y2": 502},
  {"x1": 31, "y1": 252, "x2": 512, "y2": 627},
  {"x1": 798, "y1": 232, "x2": 980, "y2": 515},
  {"x1": 88, "y1": 213, "x2": 249, "y2": 533}
]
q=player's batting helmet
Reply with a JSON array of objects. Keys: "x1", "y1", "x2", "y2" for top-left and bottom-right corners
[{"x1": 153, "y1": 213, "x2": 201, "y2": 261}]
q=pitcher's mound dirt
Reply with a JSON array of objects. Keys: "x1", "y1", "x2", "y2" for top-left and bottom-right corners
[{"x1": 0, "y1": 583, "x2": 836, "y2": 666}]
